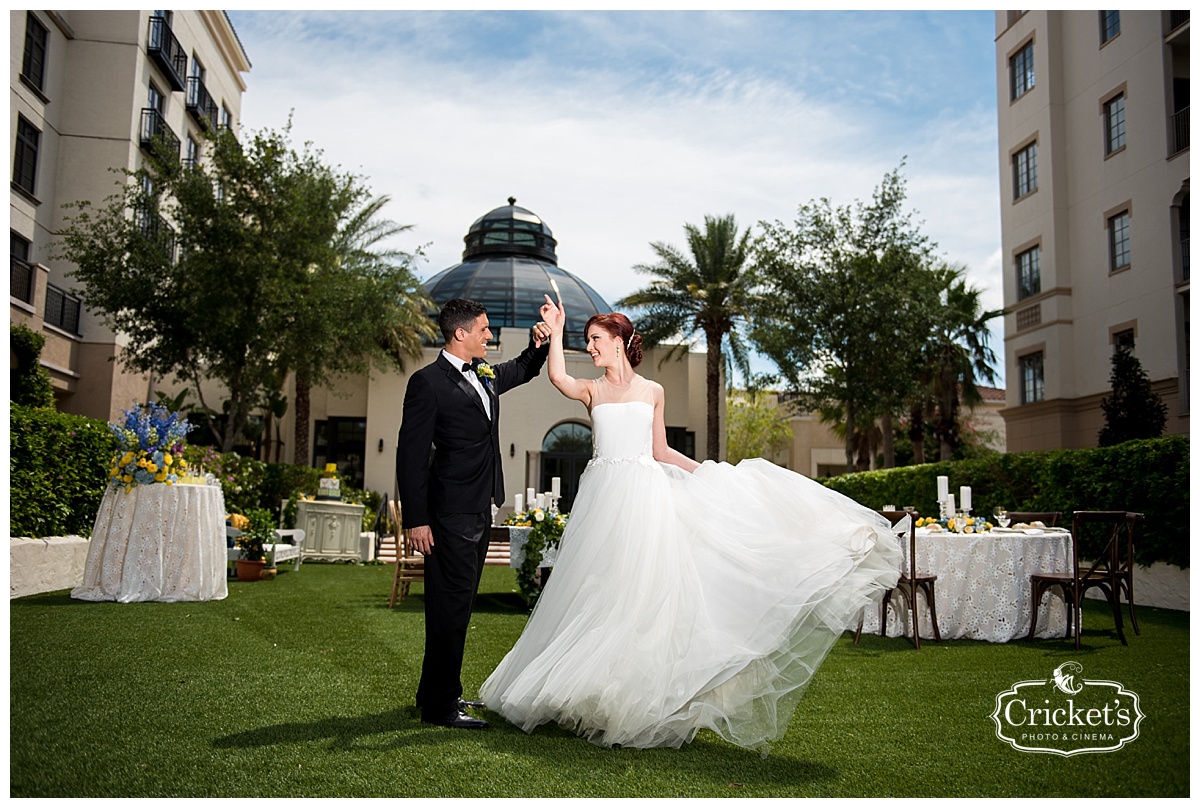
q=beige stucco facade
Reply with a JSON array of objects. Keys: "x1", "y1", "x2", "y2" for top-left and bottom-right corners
[
  {"x1": 10, "y1": 10, "x2": 250, "y2": 421},
  {"x1": 994, "y1": 10, "x2": 1190, "y2": 451}
]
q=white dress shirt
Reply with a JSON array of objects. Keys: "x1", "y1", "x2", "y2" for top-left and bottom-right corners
[{"x1": 442, "y1": 349, "x2": 491, "y2": 419}]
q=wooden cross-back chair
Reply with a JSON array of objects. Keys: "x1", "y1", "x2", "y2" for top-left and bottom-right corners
[
  {"x1": 1027, "y1": 510, "x2": 1143, "y2": 649},
  {"x1": 854, "y1": 510, "x2": 941, "y2": 649},
  {"x1": 1006, "y1": 511, "x2": 1063, "y2": 528},
  {"x1": 388, "y1": 499, "x2": 425, "y2": 608}
]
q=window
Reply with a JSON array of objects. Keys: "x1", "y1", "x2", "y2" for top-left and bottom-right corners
[
  {"x1": 1020, "y1": 352, "x2": 1044, "y2": 404},
  {"x1": 1100, "y1": 11, "x2": 1120, "y2": 44},
  {"x1": 1104, "y1": 94, "x2": 1126, "y2": 155},
  {"x1": 190, "y1": 55, "x2": 205, "y2": 82},
  {"x1": 1010, "y1": 41, "x2": 1035, "y2": 100},
  {"x1": 45, "y1": 284, "x2": 81, "y2": 334},
  {"x1": 665, "y1": 427, "x2": 696, "y2": 459},
  {"x1": 1112, "y1": 328, "x2": 1135, "y2": 352},
  {"x1": 11, "y1": 231, "x2": 34, "y2": 303},
  {"x1": 1013, "y1": 142, "x2": 1037, "y2": 199},
  {"x1": 1109, "y1": 210, "x2": 1131, "y2": 271},
  {"x1": 185, "y1": 135, "x2": 199, "y2": 169},
  {"x1": 22, "y1": 12, "x2": 48, "y2": 92},
  {"x1": 13, "y1": 116, "x2": 41, "y2": 196},
  {"x1": 1017, "y1": 245, "x2": 1041, "y2": 299},
  {"x1": 148, "y1": 83, "x2": 165, "y2": 114},
  {"x1": 219, "y1": 104, "x2": 233, "y2": 130}
]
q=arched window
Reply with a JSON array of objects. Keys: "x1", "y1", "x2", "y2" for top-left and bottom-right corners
[{"x1": 540, "y1": 422, "x2": 592, "y2": 512}]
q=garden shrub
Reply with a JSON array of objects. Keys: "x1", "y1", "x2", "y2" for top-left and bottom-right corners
[
  {"x1": 10, "y1": 404, "x2": 116, "y2": 538},
  {"x1": 11, "y1": 324, "x2": 55, "y2": 408},
  {"x1": 821, "y1": 435, "x2": 1189, "y2": 568}
]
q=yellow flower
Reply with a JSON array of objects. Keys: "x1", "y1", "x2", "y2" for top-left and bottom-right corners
[
  {"x1": 146, "y1": 463, "x2": 159, "y2": 474},
  {"x1": 178, "y1": 458, "x2": 188, "y2": 468},
  {"x1": 163, "y1": 453, "x2": 174, "y2": 466},
  {"x1": 120, "y1": 452, "x2": 134, "y2": 467},
  {"x1": 476, "y1": 363, "x2": 495, "y2": 380},
  {"x1": 123, "y1": 474, "x2": 133, "y2": 483},
  {"x1": 154, "y1": 471, "x2": 167, "y2": 482}
]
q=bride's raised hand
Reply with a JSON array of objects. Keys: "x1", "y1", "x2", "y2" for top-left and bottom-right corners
[{"x1": 541, "y1": 295, "x2": 565, "y2": 334}]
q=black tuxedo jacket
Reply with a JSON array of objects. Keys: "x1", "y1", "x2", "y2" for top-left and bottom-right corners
[{"x1": 396, "y1": 339, "x2": 549, "y2": 528}]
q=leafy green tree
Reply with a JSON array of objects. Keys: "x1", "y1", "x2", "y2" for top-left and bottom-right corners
[
  {"x1": 1098, "y1": 344, "x2": 1168, "y2": 445},
  {"x1": 750, "y1": 166, "x2": 938, "y2": 473},
  {"x1": 726, "y1": 380, "x2": 793, "y2": 465},
  {"x1": 56, "y1": 124, "x2": 431, "y2": 455},
  {"x1": 618, "y1": 214, "x2": 757, "y2": 461}
]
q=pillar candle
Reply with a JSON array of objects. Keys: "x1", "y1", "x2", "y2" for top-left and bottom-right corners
[
  {"x1": 527, "y1": 488, "x2": 536, "y2": 510},
  {"x1": 514, "y1": 494, "x2": 523, "y2": 514},
  {"x1": 946, "y1": 493, "x2": 956, "y2": 514},
  {"x1": 937, "y1": 475, "x2": 949, "y2": 502},
  {"x1": 551, "y1": 476, "x2": 561, "y2": 498},
  {"x1": 960, "y1": 486, "x2": 972, "y2": 512}
]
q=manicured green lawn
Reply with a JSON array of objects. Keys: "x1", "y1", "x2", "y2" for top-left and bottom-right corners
[{"x1": 9, "y1": 563, "x2": 1189, "y2": 797}]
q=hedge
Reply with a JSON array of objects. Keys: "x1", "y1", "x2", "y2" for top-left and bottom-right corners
[
  {"x1": 10, "y1": 404, "x2": 118, "y2": 538},
  {"x1": 11, "y1": 405, "x2": 382, "y2": 538},
  {"x1": 821, "y1": 435, "x2": 1189, "y2": 569}
]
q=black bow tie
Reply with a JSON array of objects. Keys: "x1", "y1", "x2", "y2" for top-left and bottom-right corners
[{"x1": 461, "y1": 362, "x2": 473, "y2": 373}]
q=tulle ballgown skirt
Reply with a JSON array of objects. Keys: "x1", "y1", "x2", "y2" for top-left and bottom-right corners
[{"x1": 479, "y1": 457, "x2": 902, "y2": 751}]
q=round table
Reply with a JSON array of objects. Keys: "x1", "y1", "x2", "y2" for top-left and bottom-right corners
[{"x1": 71, "y1": 483, "x2": 229, "y2": 603}]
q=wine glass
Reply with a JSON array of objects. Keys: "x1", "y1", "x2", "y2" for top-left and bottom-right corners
[{"x1": 993, "y1": 507, "x2": 1010, "y2": 528}]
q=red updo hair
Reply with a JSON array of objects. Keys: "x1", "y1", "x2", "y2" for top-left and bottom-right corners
[{"x1": 584, "y1": 312, "x2": 643, "y2": 368}]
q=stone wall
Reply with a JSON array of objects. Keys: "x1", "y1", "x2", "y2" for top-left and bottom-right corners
[{"x1": 10, "y1": 536, "x2": 89, "y2": 598}]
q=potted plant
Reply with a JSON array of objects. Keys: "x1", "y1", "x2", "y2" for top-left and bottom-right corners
[{"x1": 235, "y1": 508, "x2": 275, "y2": 582}]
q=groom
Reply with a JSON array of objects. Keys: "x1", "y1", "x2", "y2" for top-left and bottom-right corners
[{"x1": 397, "y1": 297, "x2": 550, "y2": 730}]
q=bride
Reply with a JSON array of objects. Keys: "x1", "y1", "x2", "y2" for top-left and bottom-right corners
[{"x1": 479, "y1": 297, "x2": 902, "y2": 752}]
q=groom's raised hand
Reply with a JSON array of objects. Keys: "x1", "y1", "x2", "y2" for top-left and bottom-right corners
[{"x1": 531, "y1": 320, "x2": 552, "y2": 348}]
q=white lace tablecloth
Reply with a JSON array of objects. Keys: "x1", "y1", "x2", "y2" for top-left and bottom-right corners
[
  {"x1": 71, "y1": 484, "x2": 229, "y2": 603},
  {"x1": 860, "y1": 528, "x2": 1072, "y2": 643}
]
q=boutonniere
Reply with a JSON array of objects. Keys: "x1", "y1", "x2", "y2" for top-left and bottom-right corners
[{"x1": 476, "y1": 363, "x2": 495, "y2": 380}]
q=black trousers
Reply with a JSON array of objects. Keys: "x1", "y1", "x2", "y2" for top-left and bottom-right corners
[{"x1": 415, "y1": 509, "x2": 491, "y2": 720}]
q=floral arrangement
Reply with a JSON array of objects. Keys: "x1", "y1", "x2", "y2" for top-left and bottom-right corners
[
  {"x1": 235, "y1": 508, "x2": 275, "y2": 563},
  {"x1": 476, "y1": 363, "x2": 495, "y2": 381},
  {"x1": 916, "y1": 515, "x2": 993, "y2": 534},
  {"x1": 503, "y1": 507, "x2": 567, "y2": 606},
  {"x1": 108, "y1": 401, "x2": 193, "y2": 492}
]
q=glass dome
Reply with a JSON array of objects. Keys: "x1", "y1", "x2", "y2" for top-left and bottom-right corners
[{"x1": 423, "y1": 199, "x2": 611, "y2": 349}]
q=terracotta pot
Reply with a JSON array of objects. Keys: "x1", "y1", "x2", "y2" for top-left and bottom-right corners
[{"x1": 236, "y1": 558, "x2": 266, "y2": 582}]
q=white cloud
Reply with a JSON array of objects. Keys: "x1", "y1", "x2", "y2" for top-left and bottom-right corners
[{"x1": 228, "y1": 9, "x2": 1007, "y2": 384}]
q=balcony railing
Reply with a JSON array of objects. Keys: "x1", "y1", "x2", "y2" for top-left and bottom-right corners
[
  {"x1": 146, "y1": 16, "x2": 187, "y2": 92},
  {"x1": 137, "y1": 206, "x2": 177, "y2": 263},
  {"x1": 1171, "y1": 106, "x2": 1190, "y2": 156},
  {"x1": 11, "y1": 256, "x2": 34, "y2": 304},
  {"x1": 186, "y1": 76, "x2": 220, "y2": 130},
  {"x1": 44, "y1": 284, "x2": 81, "y2": 334},
  {"x1": 1170, "y1": 10, "x2": 1190, "y2": 32},
  {"x1": 140, "y1": 108, "x2": 180, "y2": 158}
]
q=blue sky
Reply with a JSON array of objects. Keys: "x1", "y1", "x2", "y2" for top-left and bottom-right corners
[{"x1": 226, "y1": 8, "x2": 1005, "y2": 384}]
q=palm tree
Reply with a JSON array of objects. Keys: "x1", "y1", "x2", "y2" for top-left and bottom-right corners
[
  {"x1": 289, "y1": 195, "x2": 436, "y2": 465},
  {"x1": 617, "y1": 214, "x2": 756, "y2": 461},
  {"x1": 921, "y1": 262, "x2": 1003, "y2": 461}
]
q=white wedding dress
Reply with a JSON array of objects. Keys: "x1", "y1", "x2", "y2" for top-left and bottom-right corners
[{"x1": 480, "y1": 375, "x2": 902, "y2": 751}]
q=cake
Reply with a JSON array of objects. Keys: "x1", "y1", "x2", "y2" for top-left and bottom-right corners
[{"x1": 317, "y1": 463, "x2": 341, "y2": 501}]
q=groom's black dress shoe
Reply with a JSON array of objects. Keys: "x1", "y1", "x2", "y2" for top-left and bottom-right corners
[
  {"x1": 459, "y1": 698, "x2": 486, "y2": 710},
  {"x1": 422, "y1": 709, "x2": 489, "y2": 730}
]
